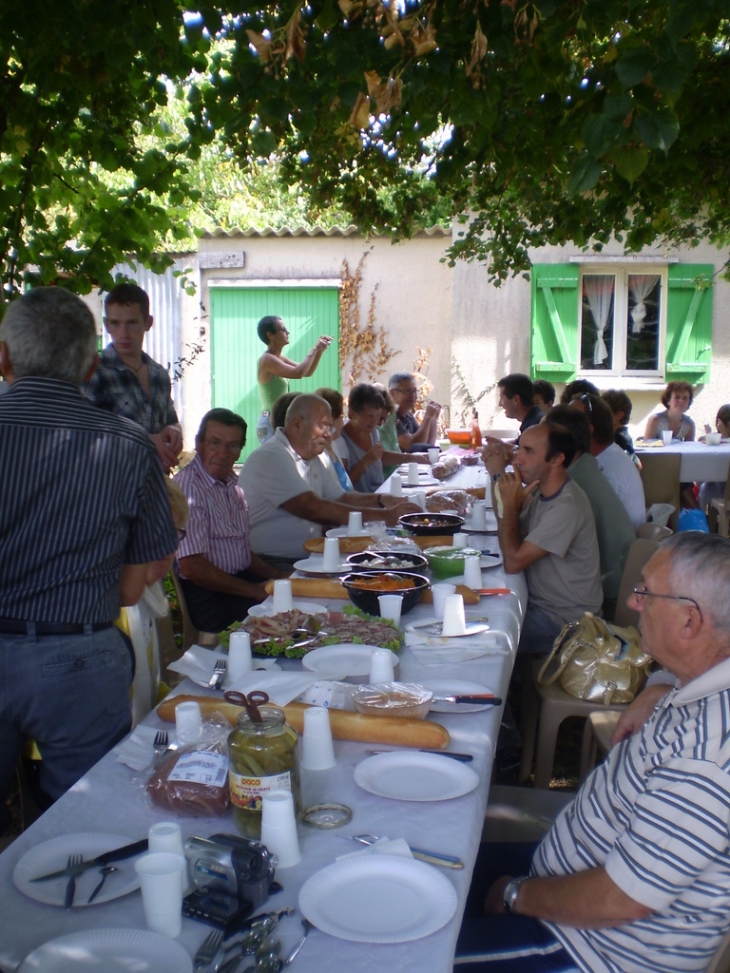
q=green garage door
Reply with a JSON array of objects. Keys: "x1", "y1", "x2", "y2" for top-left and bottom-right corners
[{"x1": 210, "y1": 286, "x2": 341, "y2": 463}]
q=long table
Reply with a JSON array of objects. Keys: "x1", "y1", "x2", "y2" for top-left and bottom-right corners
[
  {"x1": 634, "y1": 440, "x2": 730, "y2": 482},
  {"x1": 0, "y1": 548, "x2": 526, "y2": 971}
]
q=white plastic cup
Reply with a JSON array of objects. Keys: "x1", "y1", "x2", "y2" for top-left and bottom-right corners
[
  {"x1": 407, "y1": 463, "x2": 420, "y2": 486},
  {"x1": 134, "y1": 852, "x2": 186, "y2": 938},
  {"x1": 453, "y1": 532, "x2": 468, "y2": 549},
  {"x1": 261, "y1": 790, "x2": 302, "y2": 869},
  {"x1": 662, "y1": 430, "x2": 673, "y2": 445},
  {"x1": 428, "y1": 447, "x2": 440, "y2": 465},
  {"x1": 272, "y1": 579, "x2": 293, "y2": 614},
  {"x1": 322, "y1": 536, "x2": 341, "y2": 572},
  {"x1": 463, "y1": 553, "x2": 483, "y2": 590},
  {"x1": 470, "y1": 500, "x2": 487, "y2": 531},
  {"x1": 441, "y1": 593, "x2": 467, "y2": 637},
  {"x1": 390, "y1": 474, "x2": 403, "y2": 497},
  {"x1": 174, "y1": 700, "x2": 202, "y2": 747},
  {"x1": 369, "y1": 647, "x2": 395, "y2": 683},
  {"x1": 431, "y1": 582, "x2": 457, "y2": 620},
  {"x1": 378, "y1": 594, "x2": 403, "y2": 626},
  {"x1": 411, "y1": 490, "x2": 426, "y2": 511},
  {"x1": 348, "y1": 511, "x2": 363, "y2": 535},
  {"x1": 148, "y1": 822, "x2": 187, "y2": 895},
  {"x1": 300, "y1": 706, "x2": 336, "y2": 771},
  {"x1": 227, "y1": 631, "x2": 252, "y2": 683},
  {"x1": 707, "y1": 432, "x2": 722, "y2": 445}
]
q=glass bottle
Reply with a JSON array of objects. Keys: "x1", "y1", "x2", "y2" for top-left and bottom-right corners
[{"x1": 228, "y1": 704, "x2": 300, "y2": 838}]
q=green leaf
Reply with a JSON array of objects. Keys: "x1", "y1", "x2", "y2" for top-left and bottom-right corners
[
  {"x1": 636, "y1": 107, "x2": 679, "y2": 153},
  {"x1": 567, "y1": 153, "x2": 602, "y2": 196},
  {"x1": 609, "y1": 145, "x2": 649, "y2": 184},
  {"x1": 615, "y1": 46, "x2": 656, "y2": 89}
]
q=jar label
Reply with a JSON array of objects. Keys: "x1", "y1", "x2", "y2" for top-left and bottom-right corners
[
  {"x1": 229, "y1": 770, "x2": 292, "y2": 811},
  {"x1": 167, "y1": 751, "x2": 229, "y2": 787}
]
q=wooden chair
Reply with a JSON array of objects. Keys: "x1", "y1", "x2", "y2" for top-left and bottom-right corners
[
  {"x1": 639, "y1": 452, "x2": 681, "y2": 530},
  {"x1": 520, "y1": 539, "x2": 659, "y2": 788},
  {"x1": 169, "y1": 566, "x2": 219, "y2": 651}
]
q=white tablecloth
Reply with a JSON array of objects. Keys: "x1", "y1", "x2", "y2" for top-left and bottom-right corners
[
  {"x1": 0, "y1": 564, "x2": 526, "y2": 972},
  {"x1": 635, "y1": 441, "x2": 730, "y2": 482}
]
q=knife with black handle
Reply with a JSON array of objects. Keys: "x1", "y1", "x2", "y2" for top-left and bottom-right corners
[{"x1": 31, "y1": 838, "x2": 149, "y2": 882}]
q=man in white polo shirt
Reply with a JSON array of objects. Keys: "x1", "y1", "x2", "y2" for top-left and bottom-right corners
[
  {"x1": 240, "y1": 393, "x2": 418, "y2": 568},
  {"x1": 457, "y1": 532, "x2": 730, "y2": 973}
]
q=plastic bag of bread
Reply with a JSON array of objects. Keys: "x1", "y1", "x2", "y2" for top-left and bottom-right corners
[
  {"x1": 427, "y1": 490, "x2": 472, "y2": 517},
  {"x1": 430, "y1": 454, "x2": 461, "y2": 480},
  {"x1": 146, "y1": 717, "x2": 230, "y2": 816}
]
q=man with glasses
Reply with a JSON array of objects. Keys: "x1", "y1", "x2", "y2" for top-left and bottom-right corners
[
  {"x1": 174, "y1": 409, "x2": 286, "y2": 632},
  {"x1": 457, "y1": 532, "x2": 730, "y2": 973},
  {"x1": 241, "y1": 394, "x2": 419, "y2": 568},
  {"x1": 388, "y1": 372, "x2": 441, "y2": 452}
]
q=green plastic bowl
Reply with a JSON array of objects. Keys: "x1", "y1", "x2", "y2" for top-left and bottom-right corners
[{"x1": 424, "y1": 545, "x2": 481, "y2": 580}]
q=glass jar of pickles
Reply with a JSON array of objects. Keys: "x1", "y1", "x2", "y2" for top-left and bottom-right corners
[{"x1": 228, "y1": 704, "x2": 300, "y2": 838}]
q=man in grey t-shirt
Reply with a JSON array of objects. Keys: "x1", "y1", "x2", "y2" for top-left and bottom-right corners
[{"x1": 484, "y1": 421, "x2": 602, "y2": 654}]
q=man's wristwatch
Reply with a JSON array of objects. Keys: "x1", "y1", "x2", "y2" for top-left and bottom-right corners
[
  {"x1": 492, "y1": 473, "x2": 502, "y2": 484},
  {"x1": 502, "y1": 876, "x2": 529, "y2": 914}
]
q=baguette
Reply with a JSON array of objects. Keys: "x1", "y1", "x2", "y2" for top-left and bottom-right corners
[{"x1": 157, "y1": 695, "x2": 450, "y2": 750}]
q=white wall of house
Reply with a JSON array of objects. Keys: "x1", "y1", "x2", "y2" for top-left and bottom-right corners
[
  {"x1": 452, "y1": 237, "x2": 730, "y2": 440},
  {"x1": 184, "y1": 228, "x2": 454, "y2": 447}
]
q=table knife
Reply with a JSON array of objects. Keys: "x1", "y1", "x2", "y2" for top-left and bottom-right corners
[
  {"x1": 367, "y1": 748, "x2": 474, "y2": 762},
  {"x1": 432, "y1": 694, "x2": 503, "y2": 705},
  {"x1": 31, "y1": 838, "x2": 148, "y2": 882}
]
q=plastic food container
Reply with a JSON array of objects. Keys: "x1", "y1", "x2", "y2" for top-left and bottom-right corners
[
  {"x1": 352, "y1": 682, "x2": 434, "y2": 719},
  {"x1": 424, "y1": 545, "x2": 481, "y2": 579}
]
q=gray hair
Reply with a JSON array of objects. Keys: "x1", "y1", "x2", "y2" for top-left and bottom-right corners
[
  {"x1": 285, "y1": 392, "x2": 331, "y2": 426},
  {"x1": 0, "y1": 288, "x2": 97, "y2": 383},
  {"x1": 662, "y1": 532, "x2": 730, "y2": 639},
  {"x1": 388, "y1": 372, "x2": 415, "y2": 389}
]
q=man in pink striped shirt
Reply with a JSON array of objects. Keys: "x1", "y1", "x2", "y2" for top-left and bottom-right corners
[{"x1": 174, "y1": 409, "x2": 287, "y2": 632}]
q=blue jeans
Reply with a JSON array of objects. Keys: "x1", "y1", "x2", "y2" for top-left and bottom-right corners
[
  {"x1": 517, "y1": 604, "x2": 562, "y2": 655},
  {"x1": 455, "y1": 843, "x2": 579, "y2": 973},
  {"x1": 0, "y1": 626, "x2": 133, "y2": 801}
]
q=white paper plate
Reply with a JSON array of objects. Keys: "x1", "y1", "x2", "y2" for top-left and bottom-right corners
[
  {"x1": 18, "y1": 928, "x2": 192, "y2": 972},
  {"x1": 405, "y1": 616, "x2": 490, "y2": 639},
  {"x1": 299, "y1": 855, "x2": 457, "y2": 942},
  {"x1": 325, "y1": 527, "x2": 377, "y2": 539},
  {"x1": 247, "y1": 600, "x2": 327, "y2": 618},
  {"x1": 293, "y1": 556, "x2": 352, "y2": 576},
  {"x1": 480, "y1": 554, "x2": 502, "y2": 569},
  {"x1": 354, "y1": 751, "x2": 479, "y2": 801},
  {"x1": 13, "y1": 833, "x2": 143, "y2": 907},
  {"x1": 419, "y1": 679, "x2": 497, "y2": 713},
  {"x1": 302, "y1": 643, "x2": 398, "y2": 678}
]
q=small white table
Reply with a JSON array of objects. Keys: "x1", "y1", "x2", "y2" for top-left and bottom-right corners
[{"x1": 634, "y1": 441, "x2": 730, "y2": 482}]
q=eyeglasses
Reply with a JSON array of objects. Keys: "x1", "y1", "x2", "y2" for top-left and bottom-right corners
[
  {"x1": 631, "y1": 584, "x2": 702, "y2": 620},
  {"x1": 202, "y1": 438, "x2": 242, "y2": 455},
  {"x1": 576, "y1": 393, "x2": 593, "y2": 416}
]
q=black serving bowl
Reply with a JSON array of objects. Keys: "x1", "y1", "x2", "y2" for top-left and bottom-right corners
[
  {"x1": 398, "y1": 512, "x2": 466, "y2": 537},
  {"x1": 346, "y1": 550, "x2": 429, "y2": 573},
  {"x1": 340, "y1": 571, "x2": 430, "y2": 616}
]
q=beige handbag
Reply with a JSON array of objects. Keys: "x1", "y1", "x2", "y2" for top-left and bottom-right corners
[{"x1": 537, "y1": 612, "x2": 652, "y2": 705}]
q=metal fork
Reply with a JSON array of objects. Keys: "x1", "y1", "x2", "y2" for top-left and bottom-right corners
[
  {"x1": 153, "y1": 729, "x2": 169, "y2": 753},
  {"x1": 64, "y1": 853, "x2": 84, "y2": 909},
  {"x1": 194, "y1": 929, "x2": 224, "y2": 971}
]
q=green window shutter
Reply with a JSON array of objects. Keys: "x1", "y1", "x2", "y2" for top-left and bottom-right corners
[
  {"x1": 530, "y1": 264, "x2": 580, "y2": 381},
  {"x1": 665, "y1": 264, "x2": 713, "y2": 383},
  {"x1": 210, "y1": 287, "x2": 340, "y2": 464}
]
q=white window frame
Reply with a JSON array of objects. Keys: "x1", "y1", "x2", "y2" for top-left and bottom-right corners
[{"x1": 577, "y1": 263, "x2": 668, "y2": 381}]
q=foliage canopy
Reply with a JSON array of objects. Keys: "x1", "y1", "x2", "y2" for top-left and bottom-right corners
[{"x1": 1, "y1": 0, "x2": 728, "y2": 298}]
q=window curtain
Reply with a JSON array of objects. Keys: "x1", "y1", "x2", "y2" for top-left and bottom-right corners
[
  {"x1": 583, "y1": 276, "x2": 614, "y2": 365},
  {"x1": 629, "y1": 274, "x2": 659, "y2": 334}
]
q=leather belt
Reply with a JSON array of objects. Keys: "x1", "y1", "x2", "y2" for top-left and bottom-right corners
[{"x1": 0, "y1": 619, "x2": 113, "y2": 636}]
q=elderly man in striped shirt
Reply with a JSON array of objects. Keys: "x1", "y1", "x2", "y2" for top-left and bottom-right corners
[
  {"x1": 457, "y1": 532, "x2": 730, "y2": 973},
  {"x1": 174, "y1": 409, "x2": 286, "y2": 633}
]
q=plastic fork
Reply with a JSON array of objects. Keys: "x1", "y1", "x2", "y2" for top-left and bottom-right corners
[
  {"x1": 194, "y1": 928, "x2": 224, "y2": 971},
  {"x1": 209, "y1": 658, "x2": 227, "y2": 689},
  {"x1": 64, "y1": 853, "x2": 84, "y2": 909}
]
